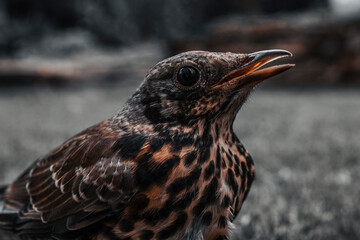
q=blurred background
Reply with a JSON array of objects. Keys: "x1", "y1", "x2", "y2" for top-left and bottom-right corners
[{"x1": 0, "y1": 0, "x2": 360, "y2": 239}]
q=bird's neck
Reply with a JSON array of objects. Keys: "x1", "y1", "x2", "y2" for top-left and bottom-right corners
[{"x1": 112, "y1": 90, "x2": 237, "y2": 141}]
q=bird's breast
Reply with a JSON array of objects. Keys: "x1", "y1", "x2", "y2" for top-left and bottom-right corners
[{"x1": 109, "y1": 130, "x2": 255, "y2": 240}]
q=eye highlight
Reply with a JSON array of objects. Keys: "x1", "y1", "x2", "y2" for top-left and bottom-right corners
[{"x1": 177, "y1": 66, "x2": 200, "y2": 87}]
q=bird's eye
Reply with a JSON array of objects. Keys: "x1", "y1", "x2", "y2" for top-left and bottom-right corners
[{"x1": 177, "y1": 66, "x2": 200, "y2": 87}]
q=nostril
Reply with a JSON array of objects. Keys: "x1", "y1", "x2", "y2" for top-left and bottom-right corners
[{"x1": 243, "y1": 56, "x2": 255, "y2": 65}]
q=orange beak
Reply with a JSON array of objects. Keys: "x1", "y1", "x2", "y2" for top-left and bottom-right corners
[{"x1": 214, "y1": 49, "x2": 294, "y2": 89}]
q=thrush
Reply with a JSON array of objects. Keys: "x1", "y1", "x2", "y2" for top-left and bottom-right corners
[{"x1": 0, "y1": 50, "x2": 293, "y2": 240}]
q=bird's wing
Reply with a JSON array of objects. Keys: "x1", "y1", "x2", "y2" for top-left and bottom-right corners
[{"x1": 3, "y1": 119, "x2": 148, "y2": 234}]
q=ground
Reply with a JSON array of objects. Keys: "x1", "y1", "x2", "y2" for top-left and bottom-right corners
[{"x1": 0, "y1": 83, "x2": 359, "y2": 240}]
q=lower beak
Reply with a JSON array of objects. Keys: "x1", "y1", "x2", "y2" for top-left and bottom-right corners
[{"x1": 214, "y1": 49, "x2": 295, "y2": 89}]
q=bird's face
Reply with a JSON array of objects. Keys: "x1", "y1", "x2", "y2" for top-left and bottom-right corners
[{"x1": 136, "y1": 50, "x2": 293, "y2": 128}]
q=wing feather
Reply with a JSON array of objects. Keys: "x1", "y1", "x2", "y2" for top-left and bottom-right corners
[{"x1": 3, "y1": 120, "x2": 144, "y2": 236}]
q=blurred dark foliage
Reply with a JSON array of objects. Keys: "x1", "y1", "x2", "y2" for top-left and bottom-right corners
[
  {"x1": 0, "y1": 0, "x2": 359, "y2": 86},
  {"x1": 170, "y1": 15, "x2": 360, "y2": 85},
  {"x1": 0, "y1": 0, "x2": 328, "y2": 54}
]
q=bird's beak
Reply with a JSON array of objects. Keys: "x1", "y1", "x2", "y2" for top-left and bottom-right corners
[{"x1": 213, "y1": 49, "x2": 295, "y2": 90}]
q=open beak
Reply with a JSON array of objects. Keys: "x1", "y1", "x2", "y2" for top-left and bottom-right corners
[{"x1": 214, "y1": 49, "x2": 295, "y2": 89}]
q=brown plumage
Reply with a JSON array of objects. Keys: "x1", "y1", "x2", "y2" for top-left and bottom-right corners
[{"x1": 0, "y1": 50, "x2": 294, "y2": 240}]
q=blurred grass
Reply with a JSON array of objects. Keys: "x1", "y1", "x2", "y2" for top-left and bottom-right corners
[
  {"x1": 0, "y1": 85, "x2": 359, "y2": 239},
  {"x1": 233, "y1": 88, "x2": 360, "y2": 239}
]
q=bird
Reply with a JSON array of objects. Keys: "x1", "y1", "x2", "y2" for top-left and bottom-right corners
[{"x1": 0, "y1": 49, "x2": 293, "y2": 240}]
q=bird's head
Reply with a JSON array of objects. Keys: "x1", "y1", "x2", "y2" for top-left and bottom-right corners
[{"x1": 125, "y1": 50, "x2": 294, "y2": 131}]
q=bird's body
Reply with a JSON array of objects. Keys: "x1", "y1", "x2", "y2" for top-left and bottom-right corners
[{"x1": 0, "y1": 50, "x2": 293, "y2": 240}]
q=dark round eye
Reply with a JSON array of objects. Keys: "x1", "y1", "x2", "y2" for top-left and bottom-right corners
[{"x1": 177, "y1": 66, "x2": 200, "y2": 86}]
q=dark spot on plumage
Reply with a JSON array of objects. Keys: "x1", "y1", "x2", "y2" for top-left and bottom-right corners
[
  {"x1": 101, "y1": 226, "x2": 119, "y2": 239},
  {"x1": 246, "y1": 154, "x2": 254, "y2": 166},
  {"x1": 171, "y1": 132, "x2": 194, "y2": 152},
  {"x1": 234, "y1": 165, "x2": 240, "y2": 177},
  {"x1": 215, "y1": 235, "x2": 228, "y2": 240},
  {"x1": 198, "y1": 147, "x2": 210, "y2": 164},
  {"x1": 154, "y1": 197, "x2": 181, "y2": 223},
  {"x1": 143, "y1": 105, "x2": 166, "y2": 124},
  {"x1": 241, "y1": 161, "x2": 247, "y2": 174},
  {"x1": 201, "y1": 211, "x2": 213, "y2": 226},
  {"x1": 235, "y1": 198, "x2": 240, "y2": 211},
  {"x1": 118, "y1": 218, "x2": 134, "y2": 232},
  {"x1": 188, "y1": 166, "x2": 202, "y2": 185},
  {"x1": 206, "y1": 135, "x2": 214, "y2": 146},
  {"x1": 149, "y1": 137, "x2": 168, "y2": 152},
  {"x1": 166, "y1": 166, "x2": 201, "y2": 195},
  {"x1": 218, "y1": 216, "x2": 228, "y2": 229},
  {"x1": 170, "y1": 114, "x2": 189, "y2": 126},
  {"x1": 156, "y1": 211, "x2": 188, "y2": 239},
  {"x1": 128, "y1": 194, "x2": 149, "y2": 211},
  {"x1": 171, "y1": 187, "x2": 198, "y2": 210},
  {"x1": 166, "y1": 178, "x2": 186, "y2": 195},
  {"x1": 136, "y1": 155, "x2": 180, "y2": 189},
  {"x1": 173, "y1": 132, "x2": 194, "y2": 146},
  {"x1": 184, "y1": 151, "x2": 197, "y2": 167},
  {"x1": 135, "y1": 154, "x2": 154, "y2": 190},
  {"x1": 113, "y1": 134, "x2": 148, "y2": 160},
  {"x1": 234, "y1": 155, "x2": 240, "y2": 166},
  {"x1": 195, "y1": 134, "x2": 213, "y2": 165},
  {"x1": 227, "y1": 169, "x2": 238, "y2": 196},
  {"x1": 140, "y1": 91, "x2": 166, "y2": 125},
  {"x1": 202, "y1": 124, "x2": 211, "y2": 141},
  {"x1": 192, "y1": 200, "x2": 206, "y2": 216},
  {"x1": 226, "y1": 152, "x2": 233, "y2": 167},
  {"x1": 215, "y1": 124, "x2": 220, "y2": 140},
  {"x1": 140, "y1": 230, "x2": 154, "y2": 240},
  {"x1": 170, "y1": 143, "x2": 182, "y2": 153},
  {"x1": 222, "y1": 158, "x2": 227, "y2": 169},
  {"x1": 194, "y1": 136, "x2": 201, "y2": 147},
  {"x1": 153, "y1": 155, "x2": 181, "y2": 185},
  {"x1": 142, "y1": 208, "x2": 161, "y2": 226},
  {"x1": 122, "y1": 172, "x2": 135, "y2": 193},
  {"x1": 138, "y1": 152, "x2": 153, "y2": 164},
  {"x1": 140, "y1": 91, "x2": 161, "y2": 105},
  {"x1": 236, "y1": 143, "x2": 246, "y2": 155},
  {"x1": 199, "y1": 177, "x2": 218, "y2": 207},
  {"x1": 204, "y1": 161, "x2": 215, "y2": 180},
  {"x1": 157, "y1": 129, "x2": 172, "y2": 140},
  {"x1": 240, "y1": 174, "x2": 246, "y2": 193},
  {"x1": 229, "y1": 149, "x2": 233, "y2": 156},
  {"x1": 215, "y1": 147, "x2": 221, "y2": 172},
  {"x1": 231, "y1": 133, "x2": 236, "y2": 142},
  {"x1": 215, "y1": 168, "x2": 221, "y2": 178},
  {"x1": 221, "y1": 195, "x2": 231, "y2": 208},
  {"x1": 153, "y1": 124, "x2": 164, "y2": 132}
]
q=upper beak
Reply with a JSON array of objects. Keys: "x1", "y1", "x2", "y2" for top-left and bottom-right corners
[{"x1": 214, "y1": 49, "x2": 295, "y2": 89}]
